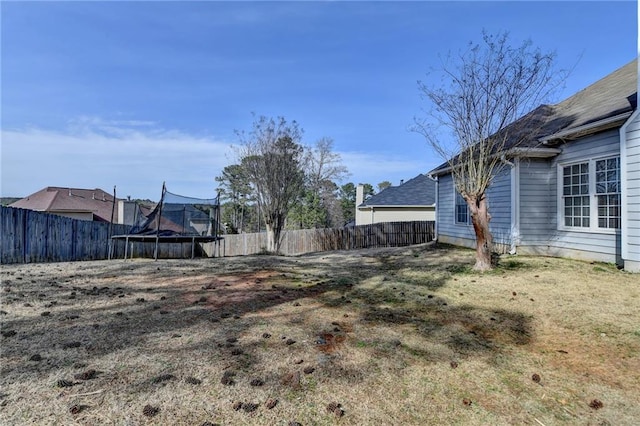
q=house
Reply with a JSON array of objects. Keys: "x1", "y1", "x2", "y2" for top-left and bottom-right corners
[
  {"x1": 355, "y1": 174, "x2": 436, "y2": 225},
  {"x1": 9, "y1": 187, "x2": 120, "y2": 222},
  {"x1": 429, "y1": 59, "x2": 640, "y2": 272}
]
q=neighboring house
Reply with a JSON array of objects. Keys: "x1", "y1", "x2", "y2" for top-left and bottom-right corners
[
  {"x1": 429, "y1": 59, "x2": 640, "y2": 272},
  {"x1": 355, "y1": 174, "x2": 436, "y2": 225},
  {"x1": 9, "y1": 187, "x2": 120, "y2": 222}
]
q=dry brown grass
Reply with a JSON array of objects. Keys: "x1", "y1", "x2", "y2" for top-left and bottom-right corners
[{"x1": 1, "y1": 243, "x2": 639, "y2": 425}]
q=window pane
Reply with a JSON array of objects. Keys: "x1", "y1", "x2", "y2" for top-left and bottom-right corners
[
  {"x1": 583, "y1": 218, "x2": 590, "y2": 227},
  {"x1": 596, "y1": 160, "x2": 606, "y2": 171},
  {"x1": 581, "y1": 163, "x2": 588, "y2": 173},
  {"x1": 599, "y1": 218, "x2": 606, "y2": 227}
]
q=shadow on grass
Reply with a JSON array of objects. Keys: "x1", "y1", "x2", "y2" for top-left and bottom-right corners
[{"x1": 0, "y1": 243, "x2": 533, "y2": 390}]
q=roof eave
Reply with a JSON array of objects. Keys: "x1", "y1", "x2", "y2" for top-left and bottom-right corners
[
  {"x1": 358, "y1": 204, "x2": 435, "y2": 209},
  {"x1": 428, "y1": 146, "x2": 562, "y2": 176},
  {"x1": 509, "y1": 147, "x2": 562, "y2": 158},
  {"x1": 539, "y1": 111, "x2": 632, "y2": 145}
]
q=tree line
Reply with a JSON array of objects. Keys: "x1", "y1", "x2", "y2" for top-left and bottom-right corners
[{"x1": 215, "y1": 115, "x2": 392, "y2": 252}]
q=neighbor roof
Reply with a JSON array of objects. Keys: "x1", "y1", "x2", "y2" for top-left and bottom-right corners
[
  {"x1": 359, "y1": 174, "x2": 436, "y2": 207},
  {"x1": 9, "y1": 187, "x2": 120, "y2": 222},
  {"x1": 429, "y1": 58, "x2": 638, "y2": 175}
]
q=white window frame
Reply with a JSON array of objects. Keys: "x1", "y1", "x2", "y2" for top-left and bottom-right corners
[
  {"x1": 454, "y1": 190, "x2": 471, "y2": 225},
  {"x1": 557, "y1": 155, "x2": 621, "y2": 234}
]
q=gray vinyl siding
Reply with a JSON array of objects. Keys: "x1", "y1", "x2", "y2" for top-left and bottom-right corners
[
  {"x1": 436, "y1": 166, "x2": 512, "y2": 251},
  {"x1": 623, "y1": 113, "x2": 640, "y2": 263},
  {"x1": 436, "y1": 173, "x2": 475, "y2": 244},
  {"x1": 485, "y1": 166, "x2": 512, "y2": 247},
  {"x1": 519, "y1": 129, "x2": 622, "y2": 263},
  {"x1": 519, "y1": 158, "x2": 556, "y2": 245}
]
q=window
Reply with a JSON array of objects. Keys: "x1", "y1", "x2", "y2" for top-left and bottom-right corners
[
  {"x1": 455, "y1": 191, "x2": 470, "y2": 224},
  {"x1": 596, "y1": 157, "x2": 620, "y2": 229},
  {"x1": 562, "y1": 163, "x2": 590, "y2": 227},
  {"x1": 560, "y1": 156, "x2": 620, "y2": 231}
]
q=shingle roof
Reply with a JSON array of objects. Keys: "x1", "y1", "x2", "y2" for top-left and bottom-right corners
[
  {"x1": 546, "y1": 58, "x2": 637, "y2": 136},
  {"x1": 429, "y1": 58, "x2": 638, "y2": 175},
  {"x1": 359, "y1": 174, "x2": 436, "y2": 207},
  {"x1": 9, "y1": 187, "x2": 120, "y2": 222}
]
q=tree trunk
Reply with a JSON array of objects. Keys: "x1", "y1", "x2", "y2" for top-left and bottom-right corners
[
  {"x1": 266, "y1": 224, "x2": 277, "y2": 253},
  {"x1": 265, "y1": 213, "x2": 285, "y2": 253},
  {"x1": 468, "y1": 196, "x2": 493, "y2": 271}
]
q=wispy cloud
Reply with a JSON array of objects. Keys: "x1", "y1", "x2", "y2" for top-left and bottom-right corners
[{"x1": 1, "y1": 118, "x2": 233, "y2": 200}]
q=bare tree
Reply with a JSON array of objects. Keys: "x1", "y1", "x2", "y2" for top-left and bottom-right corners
[
  {"x1": 236, "y1": 115, "x2": 305, "y2": 252},
  {"x1": 304, "y1": 137, "x2": 350, "y2": 227},
  {"x1": 305, "y1": 137, "x2": 350, "y2": 193},
  {"x1": 414, "y1": 31, "x2": 564, "y2": 271}
]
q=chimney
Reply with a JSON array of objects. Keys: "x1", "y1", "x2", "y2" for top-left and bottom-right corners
[
  {"x1": 400, "y1": 179, "x2": 404, "y2": 185},
  {"x1": 356, "y1": 184, "x2": 365, "y2": 206}
]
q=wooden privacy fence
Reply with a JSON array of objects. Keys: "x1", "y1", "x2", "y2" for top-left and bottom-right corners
[
  {"x1": 1, "y1": 206, "x2": 434, "y2": 263},
  {"x1": 211, "y1": 221, "x2": 436, "y2": 257},
  {"x1": 1, "y1": 206, "x2": 198, "y2": 264}
]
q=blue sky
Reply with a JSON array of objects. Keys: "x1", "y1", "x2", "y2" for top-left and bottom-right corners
[{"x1": 1, "y1": 1, "x2": 637, "y2": 200}]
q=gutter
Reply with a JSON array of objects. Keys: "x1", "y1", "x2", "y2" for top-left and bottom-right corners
[
  {"x1": 429, "y1": 147, "x2": 561, "y2": 176},
  {"x1": 539, "y1": 112, "x2": 632, "y2": 144},
  {"x1": 358, "y1": 204, "x2": 435, "y2": 209}
]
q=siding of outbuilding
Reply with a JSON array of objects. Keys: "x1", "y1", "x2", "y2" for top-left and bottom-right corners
[
  {"x1": 622, "y1": 111, "x2": 640, "y2": 271},
  {"x1": 356, "y1": 207, "x2": 435, "y2": 225}
]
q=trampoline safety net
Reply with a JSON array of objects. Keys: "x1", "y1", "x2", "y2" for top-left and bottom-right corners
[
  {"x1": 130, "y1": 188, "x2": 221, "y2": 237},
  {"x1": 111, "y1": 184, "x2": 223, "y2": 260}
]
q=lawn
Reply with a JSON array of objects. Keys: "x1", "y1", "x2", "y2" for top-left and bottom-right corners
[{"x1": 1, "y1": 243, "x2": 638, "y2": 425}]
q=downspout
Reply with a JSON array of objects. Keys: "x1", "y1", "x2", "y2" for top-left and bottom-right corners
[
  {"x1": 501, "y1": 155, "x2": 519, "y2": 255},
  {"x1": 430, "y1": 174, "x2": 439, "y2": 242}
]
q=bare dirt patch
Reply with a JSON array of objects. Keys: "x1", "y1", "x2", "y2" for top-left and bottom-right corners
[{"x1": 1, "y1": 243, "x2": 639, "y2": 425}]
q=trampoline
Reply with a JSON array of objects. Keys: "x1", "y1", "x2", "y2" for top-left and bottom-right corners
[{"x1": 111, "y1": 183, "x2": 223, "y2": 260}]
